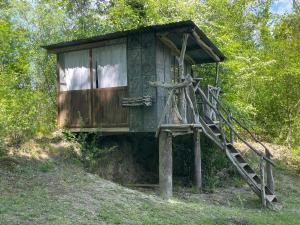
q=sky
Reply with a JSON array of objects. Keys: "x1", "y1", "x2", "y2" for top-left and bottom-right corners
[{"x1": 270, "y1": 0, "x2": 293, "y2": 14}]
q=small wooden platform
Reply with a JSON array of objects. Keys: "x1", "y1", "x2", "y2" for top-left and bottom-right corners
[
  {"x1": 68, "y1": 127, "x2": 130, "y2": 133},
  {"x1": 159, "y1": 124, "x2": 202, "y2": 136}
]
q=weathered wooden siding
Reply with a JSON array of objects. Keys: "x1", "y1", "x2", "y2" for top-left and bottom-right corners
[
  {"x1": 156, "y1": 40, "x2": 172, "y2": 124},
  {"x1": 58, "y1": 87, "x2": 128, "y2": 129},
  {"x1": 92, "y1": 87, "x2": 128, "y2": 127},
  {"x1": 127, "y1": 32, "x2": 157, "y2": 132},
  {"x1": 57, "y1": 34, "x2": 193, "y2": 132},
  {"x1": 58, "y1": 90, "x2": 92, "y2": 128},
  {"x1": 156, "y1": 39, "x2": 193, "y2": 124}
]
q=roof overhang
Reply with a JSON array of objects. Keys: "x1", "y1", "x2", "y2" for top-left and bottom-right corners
[{"x1": 42, "y1": 21, "x2": 225, "y2": 64}]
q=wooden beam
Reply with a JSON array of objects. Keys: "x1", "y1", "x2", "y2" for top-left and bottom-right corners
[
  {"x1": 149, "y1": 80, "x2": 192, "y2": 89},
  {"x1": 160, "y1": 124, "x2": 202, "y2": 129},
  {"x1": 215, "y1": 62, "x2": 220, "y2": 86},
  {"x1": 156, "y1": 28, "x2": 191, "y2": 37},
  {"x1": 260, "y1": 158, "x2": 267, "y2": 207},
  {"x1": 177, "y1": 33, "x2": 189, "y2": 124},
  {"x1": 48, "y1": 38, "x2": 127, "y2": 54},
  {"x1": 56, "y1": 54, "x2": 61, "y2": 128},
  {"x1": 68, "y1": 127, "x2": 130, "y2": 133},
  {"x1": 89, "y1": 49, "x2": 94, "y2": 127},
  {"x1": 191, "y1": 29, "x2": 220, "y2": 62},
  {"x1": 159, "y1": 131, "x2": 173, "y2": 199},
  {"x1": 266, "y1": 150, "x2": 275, "y2": 193},
  {"x1": 194, "y1": 128, "x2": 202, "y2": 191},
  {"x1": 157, "y1": 35, "x2": 195, "y2": 65}
]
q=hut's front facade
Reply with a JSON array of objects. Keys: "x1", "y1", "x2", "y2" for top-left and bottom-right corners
[{"x1": 44, "y1": 21, "x2": 224, "y2": 133}]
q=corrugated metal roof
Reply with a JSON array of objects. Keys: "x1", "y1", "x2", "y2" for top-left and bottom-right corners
[{"x1": 42, "y1": 20, "x2": 225, "y2": 64}]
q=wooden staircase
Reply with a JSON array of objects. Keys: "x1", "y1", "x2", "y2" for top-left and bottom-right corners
[
  {"x1": 153, "y1": 76, "x2": 278, "y2": 206},
  {"x1": 200, "y1": 116, "x2": 277, "y2": 205},
  {"x1": 195, "y1": 84, "x2": 278, "y2": 207}
]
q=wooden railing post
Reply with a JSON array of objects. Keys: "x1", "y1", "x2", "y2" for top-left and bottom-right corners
[
  {"x1": 260, "y1": 157, "x2": 266, "y2": 207},
  {"x1": 265, "y1": 149, "x2": 275, "y2": 193},
  {"x1": 228, "y1": 113, "x2": 234, "y2": 144}
]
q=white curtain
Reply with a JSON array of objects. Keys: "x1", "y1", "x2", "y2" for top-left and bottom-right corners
[
  {"x1": 59, "y1": 50, "x2": 90, "y2": 91},
  {"x1": 92, "y1": 43, "x2": 127, "y2": 88}
]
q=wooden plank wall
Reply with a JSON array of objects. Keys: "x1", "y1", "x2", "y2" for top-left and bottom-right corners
[
  {"x1": 127, "y1": 32, "x2": 157, "y2": 132},
  {"x1": 58, "y1": 88, "x2": 128, "y2": 129},
  {"x1": 92, "y1": 87, "x2": 128, "y2": 127},
  {"x1": 58, "y1": 90, "x2": 92, "y2": 128},
  {"x1": 156, "y1": 40, "x2": 193, "y2": 125},
  {"x1": 156, "y1": 40, "x2": 172, "y2": 124}
]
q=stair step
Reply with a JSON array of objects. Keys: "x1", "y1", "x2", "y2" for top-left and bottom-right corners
[
  {"x1": 239, "y1": 163, "x2": 248, "y2": 168},
  {"x1": 253, "y1": 175, "x2": 261, "y2": 184},
  {"x1": 265, "y1": 194, "x2": 277, "y2": 202},
  {"x1": 214, "y1": 133, "x2": 221, "y2": 136},
  {"x1": 235, "y1": 155, "x2": 247, "y2": 163},
  {"x1": 228, "y1": 148, "x2": 238, "y2": 154},
  {"x1": 243, "y1": 164, "x2": 255, "y2": 174},
  {"x1": 247, "y1": 173, "x2": 256, "y2": 178},
  {"x1": 231, "y1": 152, "x2": 240, "y2": 157},
  {"x1": 207, "y1": 123, "x2": 217, "y2": 127}
]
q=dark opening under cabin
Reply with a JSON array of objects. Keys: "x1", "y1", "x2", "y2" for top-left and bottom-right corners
[{"x1": 43, "y1": 20, "x2": 277, "y2": 207}]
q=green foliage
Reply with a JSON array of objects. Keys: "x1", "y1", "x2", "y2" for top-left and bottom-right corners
[{"x1": 62, "y1": 131, "x2": 106, "y2": 169}]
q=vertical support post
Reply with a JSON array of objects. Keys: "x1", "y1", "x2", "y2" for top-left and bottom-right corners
[
  {"x1": 265, "y1": 149, "x2": 275, "y2": 193},
  {"x1": 56, "y1": 54, "x2": 61, "y2": 128},
  {"x1": 215, "y1": 62, "x2": 220, "y2": 87},
  {"x1": 194, "y1": 128, "x2": 202, "y2": 191},
  {"x1": 89, "y1": 49, "x2": 94, "y2": 127},
  {"x1": 177, "y1": 33, "x2": 189, "y2": 124},
  {"x1": 159, "y1": 130, "x2": 173, "y2": 199},
  {"x1": 228, "y1": 113, "x2": 234, "y2": 144},
  {"x1": 260, "y1": 157, "x2": 266, "y2": 207}
]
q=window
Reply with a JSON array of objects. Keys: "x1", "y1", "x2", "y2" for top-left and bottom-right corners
[
  {"x1": 92, "y1": 43, "x2": 127, "y2": 88},
  {"x1": 59, "y1": 50, "x2": 90, "y2": 91}
]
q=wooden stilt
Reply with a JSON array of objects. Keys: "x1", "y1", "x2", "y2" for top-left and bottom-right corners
[
  {"x1": 266, "y1": 150, "x2": 275, "y2": 193},
  {"x1": 194, "y1": 128, "x2": 202, "y2": 191},
  {"x1": 159, "y1": 131, "x2": 173, "y2": 199},
  {"x1": 260, "y1": 157, "x2": 266, "y2": 207}
]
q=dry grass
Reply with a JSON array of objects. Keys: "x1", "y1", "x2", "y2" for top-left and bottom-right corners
[{"x1": 0, "y1": 134, "x2": 299, "y2": 225}]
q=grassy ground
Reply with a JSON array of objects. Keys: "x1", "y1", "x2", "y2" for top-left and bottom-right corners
[{"x1": 0, "y1": 136, "x2": 299, "y2": 225}]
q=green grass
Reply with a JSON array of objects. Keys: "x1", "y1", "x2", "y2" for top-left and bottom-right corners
[{"x1": 0, "y1": 157, "x2": 300, "y2": 225}]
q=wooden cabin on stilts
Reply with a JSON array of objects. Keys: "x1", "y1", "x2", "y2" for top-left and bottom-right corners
[{"x1": 43, "y1": 21, "x2": 277, "y2": 208}]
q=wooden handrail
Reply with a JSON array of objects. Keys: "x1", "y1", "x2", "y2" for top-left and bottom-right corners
[
  {"x1": 197, "y1": 86, "x2": 275, "y2": 166},
  {"x1": 230, "y1": 116, "x2": 273, "y2": 157},
  {"x1": 207, "y1": 88, "x2": 274, "y2": 159}
]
